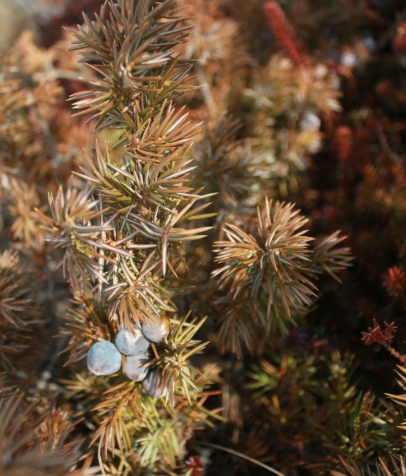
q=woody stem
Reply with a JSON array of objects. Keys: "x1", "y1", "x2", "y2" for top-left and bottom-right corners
[{"x1": 381, "y1": 341, "x2": 406, "y2": 366}]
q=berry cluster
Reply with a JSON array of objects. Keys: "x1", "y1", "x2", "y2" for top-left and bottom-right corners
[{"x1": 87, "y1": 318, "x2": 170, "y2": 397}]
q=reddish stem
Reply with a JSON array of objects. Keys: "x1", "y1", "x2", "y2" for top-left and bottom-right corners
[
  {"x1": 263, "y1": 2, "x2": 310, "y2": 67},
  {"x1": 381, "y1": 341, "x2": 406, "y2": 366}
]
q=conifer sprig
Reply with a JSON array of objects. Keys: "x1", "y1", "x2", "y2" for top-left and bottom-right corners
[
  {"x1": 213, "y1": 200, "x2": 315, "y2": 327},
  {"x1": 192, "y1": 115, "x2": 255, "y2": 209},
  {"x1": 40, "y1": 0, "x2": 212, "y2": 331},
  {"x1": 148, "y1": 314, "x2": 208, "y2": 403},
  {"x1": 68, "y1": 0, "x2": 194, "y2": 138},
  {"x1": 0, "y1": 392, "x2": 100, "y2": 476},
  {"x1": 212, "y1": 199, "x2": 351, "y2": 347},
  {"x1": 34, "y1": 1, "x2": 217, "y2": 468}
]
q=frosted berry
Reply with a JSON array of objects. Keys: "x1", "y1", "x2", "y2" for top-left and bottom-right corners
[
  {"x1": 142, "y1": 370, "x2": 167, "y2": 398},
  {"x1": 115, "y1": 326, "x2": 150, "y2": 355},
  {"x1": 141, "y1": 317, "x2": 170, "y2": 343},
  {"x1": 299, "y1": 112, "x2": 321, "y2": 132},
  {"x1": 123, "y1": 353, "x2": 149, "y2": 381},
  {"x1": 87, "y1": 340, "x2": 122, "y2": 376}
]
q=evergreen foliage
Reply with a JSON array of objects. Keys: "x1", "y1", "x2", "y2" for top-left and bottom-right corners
[{"x1": 1, "y1": 0, "x2": 406, "y2": 475}]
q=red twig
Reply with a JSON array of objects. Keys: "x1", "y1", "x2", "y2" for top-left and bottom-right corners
[
  {"x1": 263, "y1": 1, "x2": 310, "y2": 67},
  {"x1": 381, "y1": 341, "x2": 406, "y2": 366},
  {"x1": 362, "y1": 319, "x2": 406, "y2": 365},
  {"x1": 334, "y1": 126, "x2": 353, "y2": 161}
]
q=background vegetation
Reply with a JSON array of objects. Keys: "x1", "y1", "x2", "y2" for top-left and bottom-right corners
[{"x1": 1, "y1": 0, "x2": 406, "y2": 475}]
